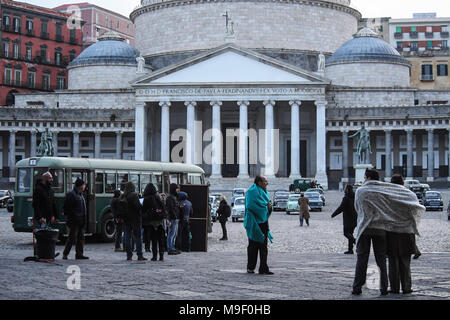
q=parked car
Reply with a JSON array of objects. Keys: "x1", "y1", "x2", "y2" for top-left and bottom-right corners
[
  {"x1": 306, "y1": 188, "x2": 325, "y2": 206},
  {"x1": 423, "y1": 191, "x2": 444, "y2": 211},
  {"x1": 231, "y1": 188, "x2": 246, "y2": 206},
  {"x1": 273, "y1": 191, "x2": 290, "y2": 211},
  {"x1": 209, "y1": 193, "x2": 222, "y2": 222},
  {"x1": 0, "y1": 190, "x2": 12, "y2": 208},
  {"x1": 289, "y1": 179, "x2": 322, "y2": 193},
  {"x1": 231, "y1": 197, "x2": 245, "y2": 222},
  {"x1": 410, "y1": 186, "x2": 426, "y2": 204},
  {"x1": 286, "y1": 193, "x2": 301, "y2": 215},
  {"x1": 304, "y1": 191, "x2": 324, "y2": 212},
  {"x1": 405, "y1": 180, "x2": 421, "y2": 189}
]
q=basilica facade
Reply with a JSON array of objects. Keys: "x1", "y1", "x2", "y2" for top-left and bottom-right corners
[{"x1": 2, "y1": 0, "x2": 450, "y2": 189}]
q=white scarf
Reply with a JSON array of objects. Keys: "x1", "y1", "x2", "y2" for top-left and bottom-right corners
[{"x1": 354, "y1": 180, "x2": 425, "y2": 242}]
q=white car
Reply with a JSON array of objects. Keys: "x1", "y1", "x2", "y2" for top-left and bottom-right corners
[
  {"x1": 231, "y1": 197, "x2": 245, "y2": 222},
  {"x1": 405, "y1": 180, "x2": 421, "y2": 189}
]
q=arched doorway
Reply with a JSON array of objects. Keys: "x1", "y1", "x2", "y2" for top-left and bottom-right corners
[{"x1": 5, "y1": 90, "x2": 18, "y2": 106}]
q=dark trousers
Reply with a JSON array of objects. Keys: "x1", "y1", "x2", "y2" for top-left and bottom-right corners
[
  {"x1": 220, "y1": 221, "x2": 228, "y2": 239},
  {"x1": 178, "y1": 219, "x2": 191, "y2": 252},
  {"x1": 353, "y1": 231, "x2": 388, "y2": 292},
  {"x1": 388, "y1": 255, "x2": 412, "y2": 293},
  {"x1": 124, "y1": 223, "x2": 143, "y2": 258},
  {"x1": 247, "y1": 222, "x2": 269, "y2": 273},
  {"x1": 344, "y1": 227, "x2": 356, "y2": 252},
  {"x1": 115, "y1": 221, "x2": 123, "y2": 249},
  {"x1": 299, "y1": 217, "x2": 309, "y2": 226},
  {"x1": 63, "y1": 224, "x2": 85, "y2": 257},
  {"x1": 149, "y1": 225, "x2": 165, "y2": 258},
  {"x1": 143, "y1": 226, "x2": 151, "y2": 251}
]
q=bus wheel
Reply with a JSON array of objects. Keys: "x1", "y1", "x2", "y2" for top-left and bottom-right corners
[{"x1": 100, "y1": 212, "x2": 116, "y2": 243}]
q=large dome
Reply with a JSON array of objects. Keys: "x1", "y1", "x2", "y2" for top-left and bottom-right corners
[
  {"x1": 325, "y1": 28, "x2": 411, "y2": 88},
  {"x1": 69, "y1": 31, "x2": 140, "y2": 67},
  {"x1": 326, "y1": 28, "x2": 409, "y2": 66}
]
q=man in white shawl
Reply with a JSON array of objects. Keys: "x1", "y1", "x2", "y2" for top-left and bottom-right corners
[{"x1": 352, "y1": 169, "x2": 424, "y2": 296}]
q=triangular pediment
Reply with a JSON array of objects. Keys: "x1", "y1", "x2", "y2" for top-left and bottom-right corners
[{"x1": 133, "y1": 44, "x2": 328, "y2": 86}]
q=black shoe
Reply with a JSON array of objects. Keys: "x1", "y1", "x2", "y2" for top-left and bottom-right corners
[
  {"x1": 413, "y1": 253, "x2": 421, "y2": 260},
  {"x1": 352, "y1": 289, "x2": 362, "y2": 295},
  {"x1": 168, "y1": 250, "x2": 177, "y2": 255},
  {"x1": 380, "y1": 290, "x2": 388, "y2": 296},
  {"x1": 247, "y1": 269, "x2": 255, "y2": 274},
  {"x1": 151, "y1": 257, "x2": 157, "y2": 261},
  {"x1": 138, "y1": 256, "x2": 147, "y2": 261},
  {"x1": 159, "y1": 256, "x2": 164, "y2": 261},
  {"x1": 403, "y1": 290, "x2": 413, "y2": 294},
  {"x1": 175, "y1": 250, "x2": 182, "y2": 255},
  {"x1": 127, "y1": 257, "x2": 132, "y2": 261},
  {"x1": 344, "y1": 250, "x2": 354, "y2": 255},
  {"x1": 62, "y1": 255, "x2": 68, "y2": 260},
  {"x1": 75, "y1": 255, "x2": 89, "y2": 260},
  {"x1": 259, "y1": 270, "x2": 274, "y2": 275},
  {"x1": 388, "y1": 290, "x2": 400, "y2": 294}
]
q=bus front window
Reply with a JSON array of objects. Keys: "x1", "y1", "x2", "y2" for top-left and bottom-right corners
[
  {"x1": 17, "y1": 168, "x2": 31, "y2": 193},
  {"x1": 50, "y1": 169, "x2": 64, "y2": 194}
]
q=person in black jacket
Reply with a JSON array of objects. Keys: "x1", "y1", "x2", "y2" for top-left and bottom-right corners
[
  {"x1": 331, "y1": 184, "x2": 358, "y2": 254},
  {"x1": 122, "y1": 181, "x2": 146, "y2": 261},
  {"x1": 62, "y1": 179, "x2": 89, "y2": 260},
  {"x1": 32, "y1": 172, "x2": 59, "y2": 226},
  {"x1": 110, "y1": 190, "x2": 123, "y2": 252},
  {"x1": 178, "y1": 192, "x2": 193, "y2": 252},
  {"x1": 166, "y1": 183, "x2": 180, "y2": 255},
  {"x1": 142, "y1": 183, "x2": 167, "y2": 261},
  {"x1": 386, "y1": 174, "x2": 418, "y2": 294},
  {"x1": 217, "y1": 196, "x2": 231, "y2": 241}
]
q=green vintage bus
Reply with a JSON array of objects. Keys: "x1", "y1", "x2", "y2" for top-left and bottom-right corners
[{"x1": 12, "y1": 157, "x2": 205, "y2": 242}]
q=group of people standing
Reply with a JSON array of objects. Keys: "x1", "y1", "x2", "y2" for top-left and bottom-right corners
[
  {"x1": 110, "y1": 182, "x2": 193, "y2": 261},
  {"x1": 332, "y1": 169, "x2": 424, "y2": 296}
]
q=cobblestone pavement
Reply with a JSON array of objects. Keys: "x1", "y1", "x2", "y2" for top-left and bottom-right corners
[{"x1": 0, "y1": 190, "x2": 449, "y2": 300}]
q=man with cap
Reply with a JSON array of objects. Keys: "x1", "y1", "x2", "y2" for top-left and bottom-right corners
[{"x1": 62, "y1": 178, "x2": 89, "y2": 260}]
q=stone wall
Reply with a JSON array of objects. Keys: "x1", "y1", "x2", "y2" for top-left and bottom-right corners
[
  {"x1": 68, "y1": 65, "x2": 139, "y2": 90},
  {"x1": 325, "y1": 62, "x2": 411, "y2": 88},
  {"x1": 327, "y1": 88, "x2": 416, "y2": 107},
  {"x1": 133, "y1": 0, "x2": 359, "y2": 56},
  {"x1": 415, "y1": 90, "x2": 450, "y2": 105},
  {"x1": 14, "y1": 90, "x2": 136, "y2": 109}
]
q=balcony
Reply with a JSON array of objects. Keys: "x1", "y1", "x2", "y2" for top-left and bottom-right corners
[
  {"x1": 425, "y1": 32, "x2": 434, "y2": 38},
  {"x1": 69, "y1": 37, "x2": 78, "y2": 44},
  {"x1": 41, "y1": 32, "x2": 49, "y2": 39},
  {"x1": 1, "y1": 76, "x2": 58, "y2": 91},
  {"x1": 409, "y1": 31, "x2": 419, "y2": 39},
  {"x1": 26, "y1": 29, "x2": 34, "y2": 36},
  {"x1": 2, "y1": 24, "x2": 11, "y2": 32},
  {"x1": 441, "y1": 31, "x2": 449, "y2": 38},
  {"x1": 55, "y1": 34, "x2": 64, "y2": 42},
  {"x1": 394, "y1": 32, "x2": 403, "y2": 39},
  {"x1": 421, "y1": 74, "x2": 434, "y2": 81}
]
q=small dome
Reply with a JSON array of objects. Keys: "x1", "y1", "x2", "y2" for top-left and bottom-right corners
[
  {"x1": 69, "y1": 31, "x2": 140, "y2": 67},
  {"x1": 326, "y1": 28, "x2": 410, "y2": 66}
]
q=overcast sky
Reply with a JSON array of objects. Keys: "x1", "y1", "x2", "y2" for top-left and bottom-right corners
[{"x1": 18, "y1": 0, "x2": 450, "y2": 19}]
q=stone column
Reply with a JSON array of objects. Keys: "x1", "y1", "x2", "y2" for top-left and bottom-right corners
[
  {"x1": 406, "y1": 129, "x2": 414, "y2": 179},
  {"x1": 185, "y1": 101, "x2": 197, "y2": 164},
  {"x1": 237, "y1": 101, "x2": 250, "y2": 179},
  {"x1": 8, "y1": 129, "x2": 17, "y2": 178},
  {"x1": 315, "y1": 100, "x2": 328, "y2": 190},
  {"x1": 342, "y1": 130, "x2": 349, "y2": 182},
  {"x1": 385, "y1": 130, "x2": 392, "y2": 181},
  {"x1": 135, "y1": 103, "x2": 147, "y2": 161},
  {"x1": 211, "y1": 101, "x2": 223, "y2": 178},
  {"x1": 73, "y1": 131, "x2": 80, "y2": 158},
  {"x1": 30, "y1": 130, "x2": 37, "y2": 157},
  {"x1": 264, "y1": 100, "x2": 276, "y2": 178},
  {"x1": 116, "y1": 130, "x2": 123, "y2": 159},
  {"x1": 159, "y1": 101, "x2": 171, "y2": 163},
  {"x1": 94, "y1": 131, "x2": 101, "y2": 159},
  {"x1": 289, "y1": 100, "x2": 301, "y2": 179},
  {"x1": 427, "y1": 129, "x2": 434, "y2": 182},
  {"x1": 448, "y1": 129, "x2": 450, "y2": 182},
  {"x1": 52, "y1": 130, "x2": 58, "y2": 156}
]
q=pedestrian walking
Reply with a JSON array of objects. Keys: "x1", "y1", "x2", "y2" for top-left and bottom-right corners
[
  {"x1": 331, "y1": 184, "x2": 358, "y2": 254},
  {"x1": 62, "y1": 179, "x2": 89, "y2": 260},
  {"x1": 386, "y1": 174, "x2": 422, "y2": 294},
  {"x1": 352, "y1": 169, "x2": 424, "y2": 296},
  {"x1": 142, "y1": 183, "x2": 167, "y2": 261},
  {"x1": 166, "y1": 183, "x2": 181, "y2": 255},
  {"x1": 298, "y1": 194, "x2": 310, "y2": 227},
  {"x1": 244, "y1": 175, "x2": 274, "y2": 275},
  {"x1": 120, "y1": 181, "x2": 146, "y2": 261},
  {"x1": 178, "y1": 192, "x2": 193, "y2": 252},
  {"x1": 110, "y1": 190, "x2": 124, "y2": 252},
  {"x1": 32, "y1": 172, "x2": 59, "y2": 226},
  {"x1": 217, "y1": 196, "x2": 231, "y2": 240}
]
